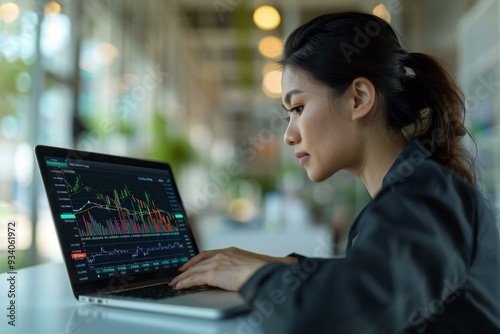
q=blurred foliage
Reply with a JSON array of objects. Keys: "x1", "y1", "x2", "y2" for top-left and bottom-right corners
[
  {"x1": 0, "y1": 58, "x2": 30, "y2": 118},
  {"x1": 245, "y1": 173, "x2": 276, "y2": 195},
  {"x1": 147, "y1": 111, "x2": 197, "y2": 175},
  {"x1": 234, "y1": 2, "x2": 252, "y2": 90},
  {"x1": 118, "y1": 118, "x2": 135, "y2": 136}
]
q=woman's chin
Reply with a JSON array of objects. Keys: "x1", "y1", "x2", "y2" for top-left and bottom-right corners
[
  {"x1": 306, "y1": 168, "x2": 338, "y2": 182},
  {"x1": 306, "y1": 169, "x2": 332, "y2": 183}
]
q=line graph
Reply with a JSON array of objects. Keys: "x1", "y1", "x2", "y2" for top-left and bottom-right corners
[{"x1": 86, "y1": 241, "x2": 185, "y2": 265}]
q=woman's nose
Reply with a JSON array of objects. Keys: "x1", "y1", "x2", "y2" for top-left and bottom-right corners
[{"x1": 284, "y1": 120, "x2": 300, "y2": 146}]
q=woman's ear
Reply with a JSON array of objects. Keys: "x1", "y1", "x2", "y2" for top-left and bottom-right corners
[{"x1": 350, "y1": 77, "x2": 376, "y2": 121}]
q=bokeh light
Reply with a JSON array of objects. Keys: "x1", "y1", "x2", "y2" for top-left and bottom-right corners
[
  {"x1": 258, "y1": 35, "x2": 283, "y2": 59},
  {"x1": 262, "y1": 69, "x2": 282, "y2": 98},
  {"x1": 79, "y1": 42, "x2": 119, "y2": 72},
  {"x1": 253, "y1": 5, "x2": 281, "y2": 31},
  {"x1": 45, "y1": 1, "x2": 62, "y2": 15},
  {"x1": 228, "y1": 198, "x2": 257, "y2": 223},
  {"x1": 262, "y1": 62, "x2": 280, "y2": 76},
  {"x1": 0, "y1": 2, "x2": 19, "y2": 23},
  {"x1": 373, "y1": 4, "x2": 391, "y2": 23}
]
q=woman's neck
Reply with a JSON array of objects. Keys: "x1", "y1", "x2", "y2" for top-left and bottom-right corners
[{"x1": 350, "y1": 132, "x2": 408, "y2": 198}]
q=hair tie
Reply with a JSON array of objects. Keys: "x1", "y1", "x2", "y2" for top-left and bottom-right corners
[{"x1": 403, "y1": 66, "x2": 416, "y2": 79}]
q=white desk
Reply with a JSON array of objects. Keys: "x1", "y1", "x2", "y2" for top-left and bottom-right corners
[{"x1": 0, "y1": 262, "x2": 252, "y2": 334}]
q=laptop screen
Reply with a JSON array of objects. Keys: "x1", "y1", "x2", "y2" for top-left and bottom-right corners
[{"x1": 35, "y1": 146, "x2": 198, "y2": 285}]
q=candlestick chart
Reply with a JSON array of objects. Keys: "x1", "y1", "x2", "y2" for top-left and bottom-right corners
[{"x1": 64, "y1": 173, "x2": 182, "y2": 237}]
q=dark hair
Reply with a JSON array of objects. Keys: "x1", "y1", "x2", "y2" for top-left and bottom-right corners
[{"x1": 279, "y1": 12, "x2": 476, "y2": 185}]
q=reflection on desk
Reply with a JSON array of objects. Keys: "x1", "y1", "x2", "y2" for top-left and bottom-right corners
[{"x1": 0, "y1": 262, "x2": 262, "y2": 334}]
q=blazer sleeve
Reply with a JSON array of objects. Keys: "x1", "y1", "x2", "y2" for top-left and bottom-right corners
[{"x1": 238, "y1": 189, "x2": 477, "y2": 334}]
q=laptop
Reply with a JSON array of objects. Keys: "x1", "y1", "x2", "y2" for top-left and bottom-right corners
[{"x1": 34, "y1": 144, "x2": 249, "y2": 319}]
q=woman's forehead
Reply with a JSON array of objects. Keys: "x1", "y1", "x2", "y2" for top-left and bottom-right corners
[{"x1": 282, "y1": 67, "x2": 327, "y2": 95}]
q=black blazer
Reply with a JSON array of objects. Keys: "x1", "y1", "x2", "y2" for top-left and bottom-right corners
[{"x1": 239, "y1": 140, "x2": 500, "y2": 334}]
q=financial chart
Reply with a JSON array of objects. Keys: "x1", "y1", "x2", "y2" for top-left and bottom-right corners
[
  {"x1": 43, "y1": 157, "x2": 196, "y2": 282},
  {"x1": 67, "y1": 175, "x2": 180, "y2": 236}
]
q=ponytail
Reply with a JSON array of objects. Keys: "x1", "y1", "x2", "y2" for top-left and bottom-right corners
[{"x1": 394, "y1": 52, "x2": 476, "y2": 185}]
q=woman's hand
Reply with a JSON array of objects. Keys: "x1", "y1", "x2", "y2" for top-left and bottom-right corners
[{"x1": 168, "y1": 247, "x2": 297, "y2": 292}]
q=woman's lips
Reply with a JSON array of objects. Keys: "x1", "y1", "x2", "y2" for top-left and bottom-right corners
[{"x1": 295, "y1": 152, "x2": 310, "y2": 166}]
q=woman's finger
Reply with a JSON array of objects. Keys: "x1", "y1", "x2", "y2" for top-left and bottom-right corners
[
  {"x1": 177, "y1": 247, "x2": 236, "y2": 271},
  {"x1": 169, "y1": 255, "x2": 221, "y2": 286},
  {"x1": 172, "y1": 270, "x2": 210, "y2": 290},
  {"x1": 170, "y1": 251, "x2": 268, "y2": 291}
]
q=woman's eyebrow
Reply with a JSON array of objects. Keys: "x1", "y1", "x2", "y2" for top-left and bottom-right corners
[{"x1": 283, "y1": 89, "x2": 304, "y2": 105}]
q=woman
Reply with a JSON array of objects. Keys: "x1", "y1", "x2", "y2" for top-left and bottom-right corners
[{"x1": 169, "y1": 12, "x2": 500, "y2": 333}]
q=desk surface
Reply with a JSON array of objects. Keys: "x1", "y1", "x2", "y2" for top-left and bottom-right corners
[{"x1": 0, "y1": 262, "x2": 256, "y2": 334}]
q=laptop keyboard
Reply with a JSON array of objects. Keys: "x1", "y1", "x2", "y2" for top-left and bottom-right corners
[{"x1": 111, "y1": 284, "x2": 213, "y2": 300}]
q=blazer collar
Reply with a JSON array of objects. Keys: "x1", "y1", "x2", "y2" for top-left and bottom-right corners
[{"x1": 381, "y1": 140, "x2": 432, "y2": 191}]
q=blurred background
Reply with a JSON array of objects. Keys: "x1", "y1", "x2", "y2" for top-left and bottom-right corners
[{"x1": 1, "y1": 0, "x2": 499, "y2": 271}]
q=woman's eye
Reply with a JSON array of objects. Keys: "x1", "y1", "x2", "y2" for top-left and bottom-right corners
[{"x1": 283, "y1": 105, "x2": 303, "y2": 121}]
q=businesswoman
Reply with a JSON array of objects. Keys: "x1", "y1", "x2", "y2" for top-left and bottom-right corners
[{"x1": 170, "y1": 12, "x2": 500, "y2": 333}]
